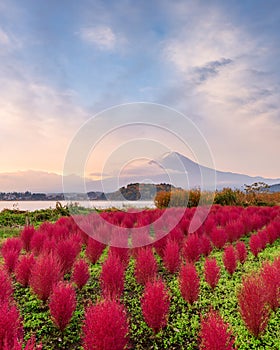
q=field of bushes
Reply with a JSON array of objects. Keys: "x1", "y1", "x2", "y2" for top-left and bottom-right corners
[
  {"x1": 0, "y1": 205, "x2": 280, "y2": 349},
  {"x1": 154, "y1": 187, "x2": 280, "y2": 209}
]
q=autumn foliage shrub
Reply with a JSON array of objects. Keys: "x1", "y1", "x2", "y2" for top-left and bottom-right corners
[
  {"x1": 154, "y1": 191, "x2": 171, "y2": 209},
  {"x1": 20, "y1": 226, "x2": 35, "y2": 252},
  {"x1": 1, "y1": 238, "x2": 22, "y2": 273},
  {"x1": 235, "y1": 241, "x2": 247, "y2": 264},
  {"x1": 273, "y1": 255, "x2": 280, "y2": 270},
  {"x1": 168, "y1": 227, "x2": 184, "y2": 247},
  {"x1": 210, "y1": 228, "x2": 227, "y2": 249},
  {"x1": 1, "y1": 237, "x2": 22, "y2": 256},
  {"x1": 226, "y1": 221, "x2": 241, "y2": 243},
  {"x1": 141, "y1": 279, "x2": 170, "y2": 333},
  {"x1": 199, "y1": 309, "x2": 235, "y2": 350},
  {"x1": 204, "y1": 258, "x2": 220, "y2": 289},
  {"x1": 260, "y1": 261, "x2": 280, "y2": 311},
  {"x1": 179, "y1": 263, "x2": 200, "y2": 304},
  {"x1": 153, "y1": 235, "x2": 167, "y2": 259},
  {"x1": 85, "y1": 238, "x2": 106, "y2": 264},
  {"x1": 0, "y1": 302, "x2": 23, "y2": 349},
  {"x1": 108, "y1": 247, "x2": 130, "y2": 269},
  {"x1": 258, "y1": 230, "x2": 269, "y2": 250},
  {"x1": 0, "y1": 268, "x2": 13, "y2": 304},
  {"x1": 238, "y1": 274, "x2": 270, "y2": 337},
  {"x1": 49, "y1": 282, "x2": 76, "y2": 331},
  {"x1": 56, "y1": 239, "x2": 79, "y2": 274},
  {"x1": 72, "y1": 259, "x2": 90, "y2": 289},
  {"x1": 15, "y1": 254, "x2": 35, "y2": 287},
  {"x1": 29, "y1": 254, "x2": 62, "y2": 301},
  {"x1": 163, "y1": 239, "x2": 180, "y2": 273},
  {"x1": 82, "y1": 299, "x2": 129, "y2": 350},
  {"x1": 24, "y1": 336, "x2": 43, "y2": 350},
  {"x1": 200, "y1": 235, "x2": 212, "y2": 257},
  {"x1": 134, "y1": 247, "x2": 158, "y2": 285},
  {"x1": 3, "y1": 249, "x2": 19, "y2": 273},
  {"x1": 30, "y1": 232, "x2": 46, "y2": 256},
  {"x1": 130, "y1": 226, "x2": 152, "y2": 251},
  {"x1": 5, "y1": 335, "x2": 42, "y2": 350},
  {"x1": 223, "y1": 245, "x2": 237, "y2": 275},
  {"x1": 100, "y1": 254, "x2": 124, "y2": 299},
  {"x1": 249, "y1": 234, "x2": 262, "y2": 257},
  {"x1": 183, "y1": 234, "x2": 201, "y2": 263}
]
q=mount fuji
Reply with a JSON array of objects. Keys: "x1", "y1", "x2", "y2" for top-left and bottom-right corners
[{"x1": 1, "y1": 152, "x2": 279, "y2": 193}]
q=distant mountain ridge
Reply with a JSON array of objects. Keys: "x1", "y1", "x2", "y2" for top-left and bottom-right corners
[
  {"x1": 269, "y1": 183, "x2": 280, "y2": 192},
  {"x1": 147, "y1": 152, "x2": 280, "y2": 190},
  {"x1": 0, "y1": 152, "x2": 279, "y2": 192}
]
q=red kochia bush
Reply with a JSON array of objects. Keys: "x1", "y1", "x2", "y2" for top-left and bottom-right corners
[
  {"x1": 0, "y1": 268, "x2": 13, "y2": 304},
  {"x1": 30, "y1": 232, "x2": 46, "y2": 256},
  {"x1": 179, "y1": 263, "x2": 200, "y2": 304},
  {"x1": 56, "y1": 239, "x2": 79, "y2": 274},
  {"x1": 199, "y1": 309, "x2": 235, "y2": 350},
  {"x1": 236, "y1": 241, "x2": 247, "y2": 264},
  {"x1": 24, "y1": 336, "x2": 43, "y2": 350},
  {"x1": 20, "y1": 226, "x2": 35, "y2": 251},
  {"x1": 5, "y1": 335, "x2": 43, "y2": 350},
  {"x1": 108, "y1": 247, "x2": 130, "y2": 269},
  {"x1": 134, "y1": 247, "x2": 158, "y2": 285},
  {"x1": 0, "y1": 302, "x2": 23, "y2": 349},
  {"x1": 49, "y1": 282, "x2": 76, "y2": 331},
  {"x1": 200, "y1": 235, "x2": 212, "y2": 257},
  {"x1": 258, "y1": 230, "x2": 269, "y2": 250},
  {"x1": 82, "y1": 299, "x2": 129, "y2": 350},
  {"x1": 204, "y1": 258, "x2": 220, "y2": 289},
  {"x1": 210, "y1": 228, "x2": 227, "y2": 249},
  {"x1": 29, "y1": 254, "x2": 62, "y2": 301},
  {"x1": 238, "y1": 274, "x2": 270, "y2": 337},
  {"x1": 72, "y1": 259, "x2": 90, "y2": 289},
  {"x1": 85, "y1": 238, "x2": 106, "y2": 264},
  {"x1": 153, "y1": 236, "x2": 167, "y2": 259},
  {"x1": 100, "y1": 254, "x2": 124, "y2": 299},
  {"x1": 15, "y1": 253, "x2": 36, "y2": 287},
  {"x1": 141, "y1": 279, "x2": 170, "y2": 334},
  {"x1": 1, "y1": 237, "x2": 22, "y2": 256},
  {"x1": 183, "y1": 234, "x2": 201, "y2": 263},
  {"x1": 273, "y1": 256, "x2": 280, "y2": 270},
  {"x1": 249, "y1": 234, "x2": 262, "y2": 257},
  {"x1": 163, "y1": 239, "x2": 180, "y2": 273},
  {"x1": 223, "y1": 245, "x2": 237, "y2": 275},
  {"x1": 260, "y1": 261, "x2": 280, "y2": 311},
  {"x1": 1, "y1": 238, "x2": 22, "y2": 273},
  {"x1": 3, "y1": 250, "x2": 20, "y2": 273}
]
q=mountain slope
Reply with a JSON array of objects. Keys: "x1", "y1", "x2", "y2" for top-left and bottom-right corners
[
  {"x1": 147, "y1": 152, "x2": 280, "y2": 190},
  {"x1": 269, "y1": 183, "x2": 280, "y2": 192},
  {"x1": 0, "y1": 152, "x2": 279, "y2": 192}
]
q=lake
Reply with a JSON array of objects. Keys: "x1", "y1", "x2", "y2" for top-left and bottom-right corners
[{"x1": 0, "y1": 200, "x2": 155, "y2": 212}]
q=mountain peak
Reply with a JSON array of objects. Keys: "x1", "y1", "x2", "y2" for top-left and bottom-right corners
[{"x1": 161, "y1": 151, "x2": 182, "y2": 159}]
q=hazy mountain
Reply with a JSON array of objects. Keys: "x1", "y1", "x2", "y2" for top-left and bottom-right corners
[
  {"x1": 0, "y1": 170, "x2": 64, "y2": 193},
  {"x1": 0, "y1": 152, "x2": 279, "y2": 193},
  {"x1": 269, "y1": 183, "x2": 280, "y2": 192},
  {"x1": 150, "y1": 152, "x2": 280, "y2": 190}
]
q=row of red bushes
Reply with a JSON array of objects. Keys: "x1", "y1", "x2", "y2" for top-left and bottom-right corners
[{"x1": 0, "y1": 205, "x2": 280, "y2": 348}]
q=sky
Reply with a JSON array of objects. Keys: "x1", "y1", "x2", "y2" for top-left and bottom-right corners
[{"x1": 1, "y1": 0, "x2": 280, "y2": 191}]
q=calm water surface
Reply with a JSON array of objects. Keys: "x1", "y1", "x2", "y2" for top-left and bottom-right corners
[{"x1": 0, "y1": 200, "x2": 155, "y2": 211}]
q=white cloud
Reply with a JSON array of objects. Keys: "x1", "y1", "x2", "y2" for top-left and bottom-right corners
[
  {"x1": 160, "y1": 4, "x2": 280, "y2": 178},
  {"x1": 79, "y1": 25, "x2": 122, "y2": 51},
  {"x1": 0, "y1": 71, "x2": 88, "y2": 173}
]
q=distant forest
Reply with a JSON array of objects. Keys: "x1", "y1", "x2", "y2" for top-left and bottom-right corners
[{"x1": 0, "y1": 183, "x2": 177, "y2": 201}]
